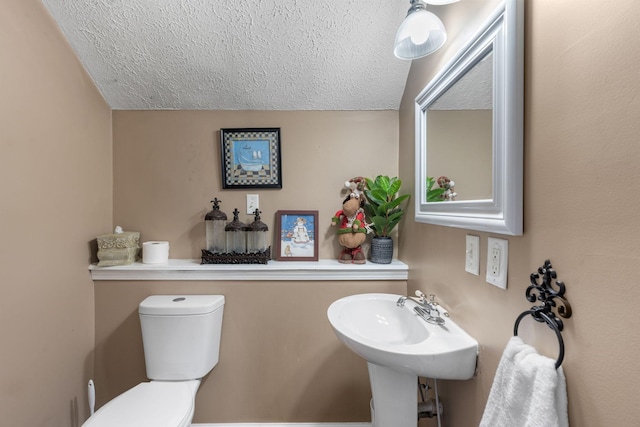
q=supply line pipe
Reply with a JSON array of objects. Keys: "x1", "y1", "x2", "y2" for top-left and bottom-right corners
[{"x1": 88, "y1": 380, "x2": 95, "y2": 416}]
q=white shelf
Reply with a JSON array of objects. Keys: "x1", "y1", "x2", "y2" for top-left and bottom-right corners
[{"x1": 89, "y1": 259, "x2": 408, "y2": 281}]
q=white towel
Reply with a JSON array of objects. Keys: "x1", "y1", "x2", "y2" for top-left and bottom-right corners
[{"x1": 479, "y1": 336, "x2": 569, "y2": 427}]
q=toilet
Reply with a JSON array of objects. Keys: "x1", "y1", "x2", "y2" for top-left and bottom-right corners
[{"x1": 83, "y1": 294, "x2": 225, "y2": 427}]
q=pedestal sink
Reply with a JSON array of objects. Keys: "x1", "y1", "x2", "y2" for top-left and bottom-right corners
[{"x1": 327, "y1": 293, "x2": 478, "y2": 427}]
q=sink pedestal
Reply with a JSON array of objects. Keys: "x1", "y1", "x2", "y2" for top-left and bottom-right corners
[{"x1": 368, "y1": 363, "x2": 418, "y2": 427}]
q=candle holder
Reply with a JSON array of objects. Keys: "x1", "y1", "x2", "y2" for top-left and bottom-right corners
[{"x1": 201, "y1": 207, "x2": 271, "y2": 264}]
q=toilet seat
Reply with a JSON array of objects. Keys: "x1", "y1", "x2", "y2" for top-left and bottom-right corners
[{"x1": 82, "y1": 381, "x2": 194, "y2": 427}]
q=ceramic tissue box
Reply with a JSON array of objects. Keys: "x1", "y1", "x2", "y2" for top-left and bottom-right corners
[{"x1": 96, "y1": 227, "x2": 140, "y2": 266}]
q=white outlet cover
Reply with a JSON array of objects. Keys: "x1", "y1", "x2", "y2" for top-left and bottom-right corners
[
  {"x1": 465, "y1": 235, "x2": 480, "y2": 275},
  {"x1": 486, "y1": 237, "x2": 508, "y2": 289}
]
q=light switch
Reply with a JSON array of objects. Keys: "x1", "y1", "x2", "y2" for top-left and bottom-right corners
[
  {"x1": 465, "y1": 235, "x2": 480, "y2": 275},
  {"x1": 246, "y1": 194, "x2": 259, "y2": 215}
]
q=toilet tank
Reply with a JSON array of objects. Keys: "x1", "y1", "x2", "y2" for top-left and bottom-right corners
[{"x1": 139, "y1": 295, "x2": 225, "y2": 381}]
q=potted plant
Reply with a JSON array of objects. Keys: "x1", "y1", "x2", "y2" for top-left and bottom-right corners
[{"x1": 363, "y1": 175, "x2": 410, "y2": 264}]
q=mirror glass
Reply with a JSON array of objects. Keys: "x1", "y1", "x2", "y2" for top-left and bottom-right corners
[
  {"x1": 414, "y1": 0, "x2": 523, "y2": 235},
  {"x1": 427, "y1": 51, "x2": 493, "y2": 202}
]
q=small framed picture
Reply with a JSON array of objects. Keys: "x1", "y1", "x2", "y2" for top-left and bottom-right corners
[
  {"x1": 220, "y1": 128, "x2": 282, "y2": 189},
  {"x1": 275, "y1": 210, "x2": 319, "y2": 261}
]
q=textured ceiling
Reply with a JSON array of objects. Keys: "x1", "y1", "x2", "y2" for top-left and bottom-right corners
[{"x1": 41, "y1": 0, "x2": 413, "y2": 111}]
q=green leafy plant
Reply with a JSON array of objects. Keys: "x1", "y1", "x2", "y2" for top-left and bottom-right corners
[
  {"x1": 364, "y1": 175, "x2": 410, "y2": 238},
  {"x1": 427, "y1": 176, "x2": 446, "y2": 202}
]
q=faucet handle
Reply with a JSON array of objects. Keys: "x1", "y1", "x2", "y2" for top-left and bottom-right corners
[
  {"x1": 414, "y1": 290, "x2": 428, "y2": 304},
  {"x1": 427, "y1": 294, "x2": 450, "y2": 317}
]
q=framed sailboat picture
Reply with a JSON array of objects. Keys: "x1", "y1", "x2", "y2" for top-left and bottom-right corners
[
  {"x1": 220, "y1": 128, "x2": 282, "y2": 189},
  {"x1": 275, "y1": 210, "x2": 318, "y2": 261}
]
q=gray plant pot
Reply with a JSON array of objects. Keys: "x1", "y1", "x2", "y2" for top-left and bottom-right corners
[{"x1": 370, "y1": 237, "x2": 393, "y2": 264}]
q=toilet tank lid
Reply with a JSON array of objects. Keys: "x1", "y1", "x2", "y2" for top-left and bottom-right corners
[{"x1": 139, "y1": 295, "x2": 225, "y2": 315}]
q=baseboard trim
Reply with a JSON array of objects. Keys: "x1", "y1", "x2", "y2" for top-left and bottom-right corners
[{"x1": 193, "y1": 423, "x2": 372, "y2": 427}]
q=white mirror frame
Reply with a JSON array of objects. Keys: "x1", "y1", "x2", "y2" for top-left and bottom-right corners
[{"x1": 414, "y1": 0, "x2": 523, "y2": 235}]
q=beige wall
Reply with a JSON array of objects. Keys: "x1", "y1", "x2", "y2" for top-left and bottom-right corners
[
  {"x1": 93, "y1": 280, "x2": 406, "y2": 423},
  {"x1": 5, "y1": 0, "x2": 639, "y2": 425},
  {"x1": 0, "y1": 0, "x2": 112, "y2": 425},
  {"x1": 112, "y1": 110, "x2": 400, "y2": 259},
  {"x1": 401, "y1": 1, "x2": 640, "y2": 426},
  {"x1": 104, "y1": 109, "x2": 405, "y2": 422}
]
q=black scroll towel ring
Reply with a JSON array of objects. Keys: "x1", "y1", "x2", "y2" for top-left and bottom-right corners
[
  {"x1": 514, "y1": 308, "x2": 565, "y2": 369},
  {"x1": 513, "y1": 260, "x2": 572, "y2": 369}
]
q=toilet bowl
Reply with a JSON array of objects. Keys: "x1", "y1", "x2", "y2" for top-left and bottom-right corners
[
  {"x1": 82, "y1": 380, "x2": 198, "y2": 427},
  {"x1": 82, "y1": 295, "x2": 225, "y2": 427}
]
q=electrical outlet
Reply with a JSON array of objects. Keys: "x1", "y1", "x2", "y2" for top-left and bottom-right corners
[
  {"x1": 486, "y1": 237, "x2": 508, "y2": 289},
  {"x1": 465, "y1": 235, "x2": 480, "y2": 275},
  {"x1": 490, "y1": 247, "x2": 501, "y2": 276},
  {"x1": 246, "y1": 194, "x2": 259, "y2": 215}
]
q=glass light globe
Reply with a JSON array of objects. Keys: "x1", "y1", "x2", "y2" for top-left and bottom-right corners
[{"x1": 394, "y1": 9, "x2": 447, "y2": 59}]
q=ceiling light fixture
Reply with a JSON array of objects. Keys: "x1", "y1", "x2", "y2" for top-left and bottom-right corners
[{"x1": 394, "y1": 0, "x2": 459, "y2": 60}]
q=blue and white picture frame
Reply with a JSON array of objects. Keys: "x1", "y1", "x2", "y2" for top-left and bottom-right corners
[
  {"x1": 275, "y1": 210, "x2": 318, "y2": 261},
  {"x1": 220, "y1": 128, "x2": 282, "y2": 189}
]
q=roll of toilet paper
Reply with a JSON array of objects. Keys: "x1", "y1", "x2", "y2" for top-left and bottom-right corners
[{"x1": 142, "y1": 241, "x2": 170, "y2": 264}]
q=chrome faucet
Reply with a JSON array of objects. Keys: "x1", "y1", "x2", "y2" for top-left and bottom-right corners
[
  {"x1": 396, "y1": 290, "x2": 427, "y2": 308},
  {"x1": 397, "y1": 290, "x2": 449, "y2": 325}
]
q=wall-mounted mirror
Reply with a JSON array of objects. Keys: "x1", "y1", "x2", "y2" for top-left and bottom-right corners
[{"x1": 414, "y1": 0, "x2": 523, "y2": 235}]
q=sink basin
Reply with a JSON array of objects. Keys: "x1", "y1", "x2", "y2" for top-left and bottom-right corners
[
  {"x1": 327, "y1": 293, "x2": 478, "y2": 380},
  {"x1": 328, "y1": 293, "x2": 478, "y2": 427}
]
